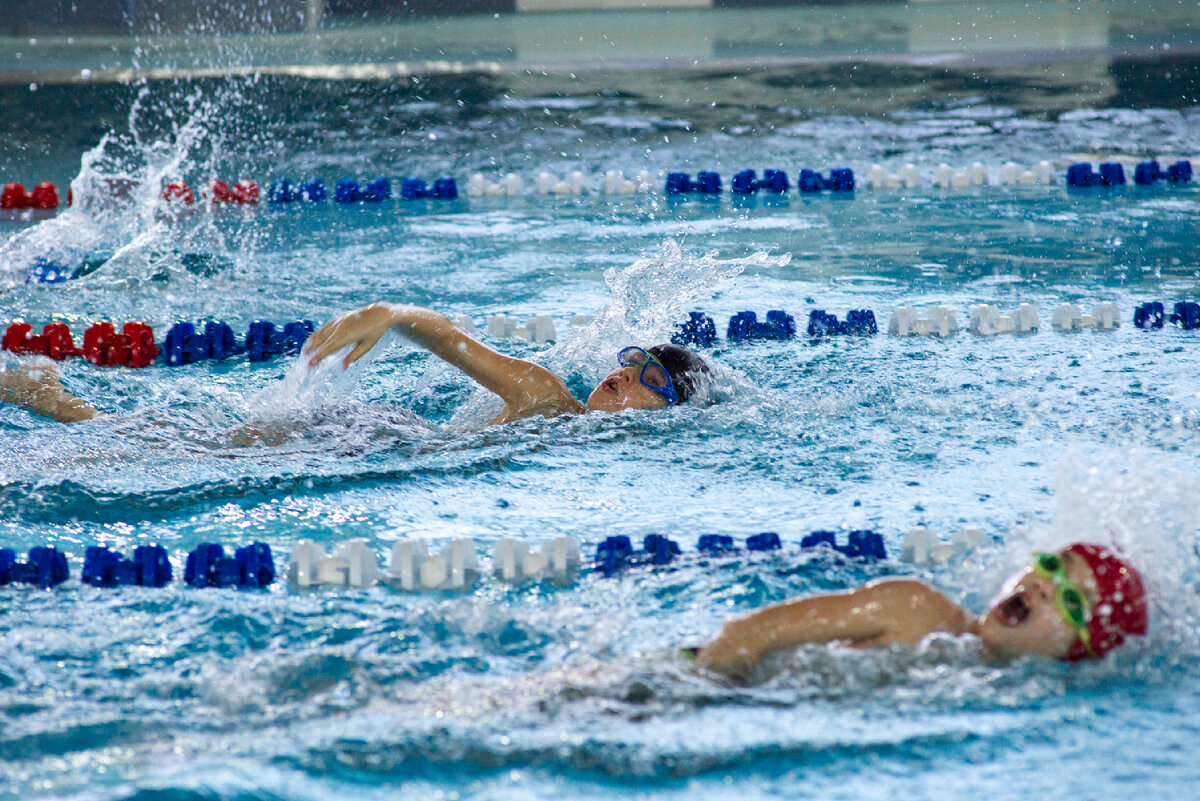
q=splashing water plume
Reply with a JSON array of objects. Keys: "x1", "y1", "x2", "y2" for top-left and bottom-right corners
[
  {"x1": 552, "y1": 239, "x2": 790, "y2": 380},
  {"x1": 0, "y1": 86, "x2": 261, "y2": 287},
  {"x1": 1049, "y1": 449, "x2": 1200, "y2": 667}
]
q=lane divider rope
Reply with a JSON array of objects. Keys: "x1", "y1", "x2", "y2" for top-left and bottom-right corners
[
  {"x1": 0, "y1": 527, "x2": 985, "y2": 591},
  {"x1": 3, "y1": 159, "x2": 1192, "y2": 223},
  {"x1": 5, "y1": 302, "x2": 1199, "y2": 371}
]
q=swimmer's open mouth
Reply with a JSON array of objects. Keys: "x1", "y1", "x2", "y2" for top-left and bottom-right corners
[
  {"x1": 997, "y1": 593, "x2": 1030, "y2": 627},
  {"x1": 602, "y1": 377, "x2": 618, "y2": 393}
]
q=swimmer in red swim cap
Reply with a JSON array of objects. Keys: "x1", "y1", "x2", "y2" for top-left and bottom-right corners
[{"x1": 696, "y1": 542, "x2": 1147, "y2": 682}]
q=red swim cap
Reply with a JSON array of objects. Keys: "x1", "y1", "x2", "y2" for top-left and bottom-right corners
[{"x1": 1063, "y1": 543, "x2": 1148, "y2": 662}]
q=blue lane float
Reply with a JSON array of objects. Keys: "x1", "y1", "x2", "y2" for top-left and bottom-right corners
[
  {"x1": 696, "y1": 533, "x2": 781, "y2": 553},
  {"x1": 672, "y1": 311, "x2": 719, "y2": 348},
  {"x1": 1136, "y1": 300, "x2": 1200, "y2": 330},
  {"x1": 268, "y1": 178, "x2": 328, "y2": 203},
  {"x1": 798, "y1": 168, "x2": 855, "y2": 192},
  {"x1": 732, "y1": 169, "x2": 789, "y2": 194},
  {"x1": 596, "y1": 530, "x2": 884, "y2": 576},
  {"x1": 1066, "y1": 162, "x2": 1127, "y2": 187},
  {"x1": 807, "y1": 309, "x2": 878, "y2": 337},
  {"x1": 697, "y1": 534, "x2": 736, "y2": 554},
  {"x1": 594, "y1": 534, "x2": 683, "y2": 575},
  {"x1": 184, "y1": 543, "x2": 276, "y2": 589},
  {"x1": 665, "y1": 171, "x2": 722, "y2": 195},
  {"x1": 1170, "y1": 301, "x2": 1200, "y2": 330},
  {"x1": 1133, "y1": 302, "x2": 1166, "y2": 329},
  {"x1": 246, "y1": 320, "x2": 314, "y2": 362},
  {"x1": 335, "y1": 177, "x2": 392, "y2": 203},
  {"x1": 1133, "y1": 159, "x2": 1192, "y2": 185},
  {"x1": 0, "y1": 546, "x2": 69, "y2": 588},
  {"x1": 162, "y1": 319, "x2": 311, "y2": 365},
  {"x1": 28, "y1": 257, "x2": 70, "y2": 284},
  {"x1": 746, "y1": 532, "x2": 782, "y2": 551},
  {"x1": 727, "y1": 310, "x2": 796, "y2": 342},
  {"x1": 82, "y1": 545, "x2": 172, "y2": 588},
  {"x1": 400, "y1": 177, "x2": 458, "y2": 200},
  {"x1": 800, "y1": 530, "x2": 887, "y2": 561},
  {"x1": 163, "y1": 321, "x2": 244, "y2": 366}
]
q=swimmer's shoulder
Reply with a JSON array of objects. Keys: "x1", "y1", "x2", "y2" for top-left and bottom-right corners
[{"x1": 489, "y1": 395, "x2": 587, "y2": 426}]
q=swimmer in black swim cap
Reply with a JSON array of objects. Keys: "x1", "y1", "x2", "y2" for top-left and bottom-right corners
[
  {"x1": 304, "y1": 303, "x2": 711, "y2": 424},
  {"x1": 1, "y1": 302, "x2": 711, "y2": 426},
  {"x1": 585, "y1": 344, "x2": 711, "y2": 413}
]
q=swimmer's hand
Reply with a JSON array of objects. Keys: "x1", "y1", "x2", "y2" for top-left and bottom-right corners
[{"x1": 304, "y1": 303, "x2": 406, "y2": 369}]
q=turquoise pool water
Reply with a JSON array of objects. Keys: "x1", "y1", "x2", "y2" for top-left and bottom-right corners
[{"x1": 2, "y1": 38, "x2": 1200, "y2": 801}]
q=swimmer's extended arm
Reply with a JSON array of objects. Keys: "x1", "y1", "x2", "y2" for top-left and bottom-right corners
[
  {"x1": 697, "y1": 585, "x2": 889, "y2": 680},
  {"x1": 303, "y1": 303, "x2": 584, "y2": 418},
  {"x1": 0, "y1": 363, "x2": 102, "y2": 423},
  {"x1": 696, "y1": 580, "x2": 960, "y2": 681}
]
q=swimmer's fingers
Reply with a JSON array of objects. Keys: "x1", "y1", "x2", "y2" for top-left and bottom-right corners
[
  {"x1": 303, "y1": 315, "x2": 362, "y2": 364},
  {"x1": 341, "y1": 335, "x2": 384, "y2": 369},
  {"x1": 304, "y1": 318, "x2": 386, "y2": 370},
  {"x1": 302, "y1": 313, "x2": 351, "y2": 359},
  {"x1": 304, "y1": 304, "x2": 399, "y2": 369}
]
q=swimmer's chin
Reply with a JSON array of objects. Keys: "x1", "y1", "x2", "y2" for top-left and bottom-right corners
[
  {"x1": 584, "y1": 396, "x2": 636, "y2": 413},
  {"x1": 584, "y1": 387, "x2": 662, "y2": 413}
]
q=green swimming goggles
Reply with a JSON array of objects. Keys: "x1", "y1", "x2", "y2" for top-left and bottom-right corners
[
  {"x1": 617, "y1": 346, "x2": 679, "y2": 406},
  {"x1": 1033, "y1": 551, "x2": 1096, "y2": 657}
]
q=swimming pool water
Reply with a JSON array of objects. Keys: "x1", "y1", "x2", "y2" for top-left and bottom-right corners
[{"x1": 2, "y1": 32, "x2": 1200, "y2": 801}]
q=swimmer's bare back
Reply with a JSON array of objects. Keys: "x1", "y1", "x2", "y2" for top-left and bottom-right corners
[{"x1": 303, "y1": 303, "x2": 585, "y2": 425}]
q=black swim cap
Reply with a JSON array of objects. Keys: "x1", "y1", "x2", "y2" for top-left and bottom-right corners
[{"x1": 647, "y1": 343, "x2": 710, "y2": 404}]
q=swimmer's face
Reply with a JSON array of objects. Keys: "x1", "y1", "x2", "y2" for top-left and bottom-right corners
[
  {"x1": 585, "y1": 365, "x2": 671, "y2": 412},
  {"x1": 976, "y1": 549, "x2": 1100, "y2": 660}
]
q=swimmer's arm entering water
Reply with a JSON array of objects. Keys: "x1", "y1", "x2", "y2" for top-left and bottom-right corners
[
  {"x1": 304, "y1": 303, "x2": 585, "y2": 422},
  {"x1": 696, "y1": 579, "x2": 973, "y2": 682}
]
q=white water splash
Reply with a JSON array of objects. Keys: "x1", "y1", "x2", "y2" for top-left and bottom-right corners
[
  {"x1": 0, "y1": 87, "x2": 256, "y2": 288},
  {"x1": 551, "y1": 238, "x2": 790, "y2": 378},
  {"x1": 245, "y1": 331, "x2": 399, "y2": 419}
]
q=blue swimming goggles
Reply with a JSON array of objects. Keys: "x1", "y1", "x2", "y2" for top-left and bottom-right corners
[{"x1": 617, "y1": 346, "x2": 679, "y2": 406}]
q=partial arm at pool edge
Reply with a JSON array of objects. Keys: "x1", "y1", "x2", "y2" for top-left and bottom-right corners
[{"x1": 0, "y1": 363, "x2": 103, "y2": 423}]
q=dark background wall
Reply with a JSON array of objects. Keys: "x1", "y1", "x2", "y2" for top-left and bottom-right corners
[
  {"x1": 4, "y1": 0, "x2": 312, "y2": 35},
  {"x1": 0, "y1": 0, "x2": 626, "y2": 36}
]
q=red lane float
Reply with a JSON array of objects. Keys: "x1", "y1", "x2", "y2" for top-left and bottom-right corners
[
  {"x1": 162, "y1": 180, "x2": 195, "y2": 204},
  {"x1": 2, "y1": 322, "x2": 84, "y2": 360},
  {"x1": 209, "y1": 179, "x2": 260, "y2": 205},
  {"x1": 1, "y1": 182, "x2": 60, "y2": 210},
  {"x1": 160, "y1": 179, "x2": 260, "y2": 205},
  {"x1": 2, "y1": 321, "x2": 157, "y2": 367},
  {"x1": 82, "y1": 322, "x2": 160, "y2": 368}
]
